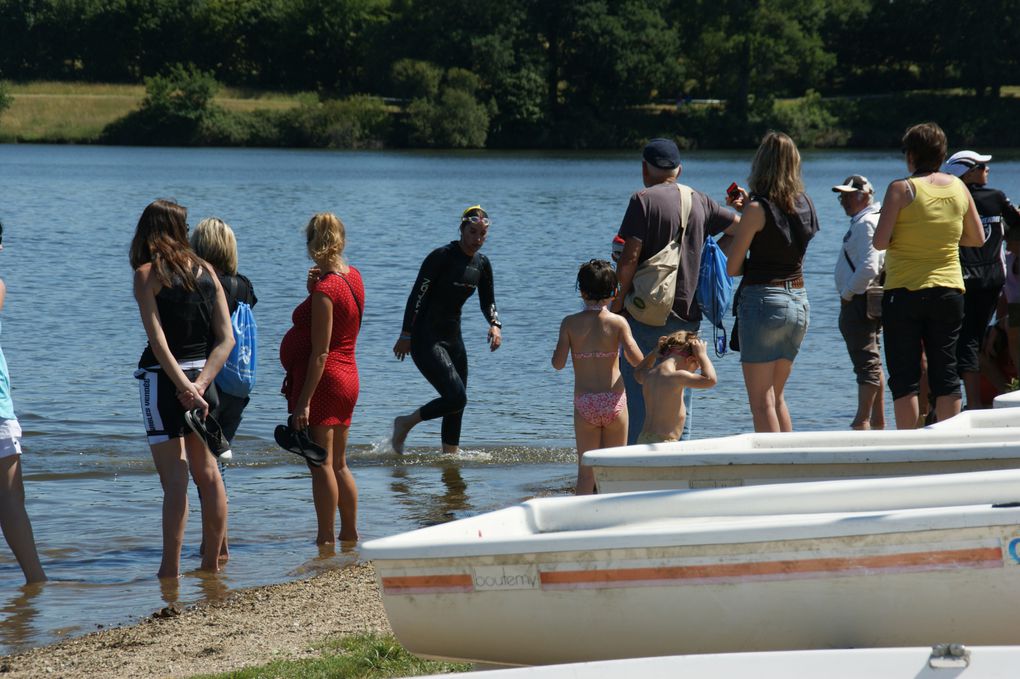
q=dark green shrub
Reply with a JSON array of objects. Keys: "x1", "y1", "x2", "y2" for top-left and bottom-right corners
[
  {"x1": 444, "y1": 68, "x2": 481, "y2": 97},
  {"x1": 144, "y1": 64, "x2": 219, "y2": 120},
  {"x1": 102, "y1": 64, "x2": 221, "y2": 145},
  {"x1": 406, "y1": 89, "x2": 488, "y2": 148},
  {"x1": 391, "y1": 59, "x2": 442, "y2": 100},
  {"x1": 201, "y1": 108, "x2": 286, "y2": 146},
  {"x1": 769, "y1": 90, "x2": 850, "y2": 148},
  {"x1": 280, "y1": 95, "x2": 390, "y2": 148}
]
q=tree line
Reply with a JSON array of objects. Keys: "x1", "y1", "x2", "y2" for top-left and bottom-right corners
[{"x1": 2, "y1": 0, "x2": 1018, "y2": 148}]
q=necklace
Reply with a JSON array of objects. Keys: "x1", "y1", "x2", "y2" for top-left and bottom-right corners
[{"x1": 583, "y1": 302, "x2": 606, "y2": 312}]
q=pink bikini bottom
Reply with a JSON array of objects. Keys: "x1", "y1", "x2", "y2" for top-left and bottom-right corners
[{"x1": 574, "y1": 391, "x2": 627, "y2": 428}]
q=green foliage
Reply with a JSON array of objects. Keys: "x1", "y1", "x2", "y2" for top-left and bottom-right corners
[
  {"x1": 9, "y1": 0, "x2": 1020, "y2": 148},
  {"x1": 201, "y1": 108, "x2": 287, "y2": 147},
  {"x1": 102, "y1": 63, "x2": 221, "y2": 144},
  {"x1": 831, "y1": 93, "x2": 1020, "y2": 148},
  {"x1": 556, "y1": 0, "x2": 682, "y2": 110},
  {"x1": 192, "y1": 632, "x2": 470, "y2": 678},
  {"x1": 0, "y1": 81, "x2": 11, "y2": 119},
  {"x1": 769, "y1": 90, "x2": 849, "y2": 148},
  {"x1": 391, "y1": 59, "x2": 492, "y2": 148},
  {"x1": 144, "y1": 64, "x2": 219, "y2": 121},
  {"x1": 677, "y1": 0, "x2": 835, "y2": 121},
  {"x1": 391, "y1": 59, "x2": 443, "y2": 100},
  {"x1": 444, "y1": 68, "x2": 481, "y2": 97},
  {"x1": 282, "y1": 95, "x2": 391, "y2": 148},
  {"x1": 406, "y1": 89, "x2": 489, "y2": 148}
]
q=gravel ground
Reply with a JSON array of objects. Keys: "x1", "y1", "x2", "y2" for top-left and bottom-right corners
[{"x1": 0, "y1": 563, "x2": 392, "y2": 678}]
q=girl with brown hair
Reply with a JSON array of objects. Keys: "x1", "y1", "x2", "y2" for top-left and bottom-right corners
[{"x1": 131, "y1": 199, "x2": 234, "y2": 576}]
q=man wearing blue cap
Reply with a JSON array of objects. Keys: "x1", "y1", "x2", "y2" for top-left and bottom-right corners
[{"x1": 611, "y1": 138, "x2": 739, "y2": 443}]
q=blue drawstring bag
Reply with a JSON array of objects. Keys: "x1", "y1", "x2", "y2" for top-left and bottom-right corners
[
  {"x1": 216, "y1": 300, "x2": 257, "y2": 397},
  {"x1": 695, "y1": 236, "x2": 735, "y2": 357}
]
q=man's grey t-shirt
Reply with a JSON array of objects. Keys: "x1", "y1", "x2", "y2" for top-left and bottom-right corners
[{"x1": 619, "y1": 182, "x2": 735, "y2": 322}]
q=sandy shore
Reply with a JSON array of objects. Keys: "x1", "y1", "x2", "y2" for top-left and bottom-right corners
[{"x1": 0, "y1": 563, "x2": 393, "y2": 678}]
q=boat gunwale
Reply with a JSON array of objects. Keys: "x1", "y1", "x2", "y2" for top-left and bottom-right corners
[
  {"x1": 362, "y1": 501, "x2": 1020, "y2": 561},
  {"x1": 584, "y1": 439, "x2": 1020, "y2": 468}
]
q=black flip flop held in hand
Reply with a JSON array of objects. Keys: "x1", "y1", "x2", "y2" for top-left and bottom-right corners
[
  {"x1": 184, "y1": 409, "x2": 233, "y2": 460},
  {"x1": 274, "y1": 416, "x2": 327, "y2": 466}
]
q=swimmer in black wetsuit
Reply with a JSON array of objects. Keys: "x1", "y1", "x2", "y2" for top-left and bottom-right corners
[{"x1": 391, "y1": 205, "x2": 502, "y2": 454}]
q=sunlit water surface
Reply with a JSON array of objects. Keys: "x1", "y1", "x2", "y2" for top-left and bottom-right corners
[{"x1": 1, "y1": 144, "x2": 1019, "y2": 652}]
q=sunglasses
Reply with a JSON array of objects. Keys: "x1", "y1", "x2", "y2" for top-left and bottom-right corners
[
  {"x1": 974, "y1": 163, "x2": 988, "y2": 171},
  {"x1": 462, "y1": 215, "x2": 490, "y2": 226}
]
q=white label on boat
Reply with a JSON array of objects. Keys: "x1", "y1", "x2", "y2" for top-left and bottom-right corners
[
  {"x1": 689, "y1": 479, "x2": 744, "y2": 489},
  {"x1": 471, "y1": 565, "x2": 540, "y2": 591}
]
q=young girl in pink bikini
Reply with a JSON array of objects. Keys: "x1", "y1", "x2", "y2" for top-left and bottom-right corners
[{"x1": 552, "y1": 260, "x2": 642, "y2": 494}]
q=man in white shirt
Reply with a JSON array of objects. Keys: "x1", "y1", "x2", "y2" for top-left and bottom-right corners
[{"x1": 833, "y1": 175, "x2": 885, "y2": 429}]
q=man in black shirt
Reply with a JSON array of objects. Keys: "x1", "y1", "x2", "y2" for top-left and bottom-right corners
[{"x1": 945, "y1": 150, "x2": 1020, "y2": 408}]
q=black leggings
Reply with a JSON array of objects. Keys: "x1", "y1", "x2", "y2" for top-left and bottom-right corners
[
  {"x1": 411, "y1": 331, "x2": 468, "y2": 446},
  {"x1": 882, "y1": 286, "x2": 964, "y2": 400},
  {"x1": 957, "y1": 283, "x2": 1002, "y2": 374}
]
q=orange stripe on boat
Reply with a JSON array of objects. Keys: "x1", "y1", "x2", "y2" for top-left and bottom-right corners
[
  {"x1": 382, "y1": 573, "x2": 473, "y2": 593},
  {"x1": 540, "y1": 547, "x2": 1002, "y2": 587}
]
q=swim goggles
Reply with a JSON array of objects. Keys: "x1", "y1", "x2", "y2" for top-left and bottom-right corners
[{"x1": 461, "y1": 205, "x2": 490, "y2": 225}]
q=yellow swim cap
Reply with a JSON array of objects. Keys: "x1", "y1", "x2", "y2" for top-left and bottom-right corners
[{"x1": 461, "y1": 204, "x2": 484, "y2": 218}]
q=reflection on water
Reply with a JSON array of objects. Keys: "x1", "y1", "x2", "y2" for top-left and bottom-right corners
[
  {"x1": 0, "y1": 583, "x2": 44, "y2": 649},
  {"x1": 440, "y1": 465, "x2": 470, "y2": 518},
  {"x1": 193, "y1": 570, "x2": 231, "y2": 603},
  {"x1": 389, "y1": 464, "x2": 472, "y2": 527},
  {"x1": 158, "y1": 577, "x2": 179, "y2": 607}
]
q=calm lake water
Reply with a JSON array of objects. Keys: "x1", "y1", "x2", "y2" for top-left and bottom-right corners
[{"x1": 1, "y1": 144, "x2": 1018, "y2": 653}]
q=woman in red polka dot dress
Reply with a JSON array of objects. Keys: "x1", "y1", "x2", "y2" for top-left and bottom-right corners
[{"x1": 280, "y1": 213, "x2": 364, "y2": 544}]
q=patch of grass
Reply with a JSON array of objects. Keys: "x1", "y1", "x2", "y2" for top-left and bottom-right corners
[
  {"x1": 1, "y1": 91, "x2": 140, "y2": 141},
  {"x1": 9, "y1": 81, "x2": 145, "y2": 96},
  {"x1": 191, "y1": 632, "x2": 471, "y2": 679},
  {"x1": 0, "y1": 80, "x2": 306, "y2": 142}
]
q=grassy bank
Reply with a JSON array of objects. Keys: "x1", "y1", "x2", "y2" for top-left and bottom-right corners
[
  {"x1": 6, "y1": 80, "x2": 1020, "y2": 149},
  {"x1": 193, "y1": 633, "x2": 470, "y2": 679},
  {"x1": 0, "y1": 81, "x2": 305, "y2": 142}
]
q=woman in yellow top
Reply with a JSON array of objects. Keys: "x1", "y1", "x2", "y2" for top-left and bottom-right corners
[{"x1": 874, "y1": 123, "x2": 984, "y2": 429}]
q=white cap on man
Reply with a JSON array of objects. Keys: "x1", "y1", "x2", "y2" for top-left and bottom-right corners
[
  {"x1": 945, "y1": 150, "x2": 992, "y2": 177},
  {"x1": 831, "y1": 175, "x2": 874, "y2": 194}
]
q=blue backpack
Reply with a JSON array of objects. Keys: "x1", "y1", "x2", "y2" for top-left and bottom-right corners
[
  {"x1": 695, "y1": 236, "x2": 735, "y2": 357},
  {"x1": 216, "y1": 279, "x2": 257, "y2": 397}
]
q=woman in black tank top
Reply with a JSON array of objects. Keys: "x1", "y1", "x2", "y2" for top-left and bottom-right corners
[
  {"x1": 724, "y1": 132, "x2": 818, "y2": 432},
  {"x1": 130, "y1": 199, "x2": 235, "y2": 578}
]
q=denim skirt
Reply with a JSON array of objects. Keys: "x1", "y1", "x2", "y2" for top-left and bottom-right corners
[{"x1": 737, "y1": 284, "x2": 810, "y2": 363}]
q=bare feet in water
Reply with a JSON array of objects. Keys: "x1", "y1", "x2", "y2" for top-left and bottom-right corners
[{"x1": 391, "y1": 415, "x2": 413, "y2": 454}]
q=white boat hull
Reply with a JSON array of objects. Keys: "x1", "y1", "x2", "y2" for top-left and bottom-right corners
[
  {"x1": 363, "y1": 470, "x2": 1020, "y2": 666},
  {"x1": 585, "y1": 421, "x2": 1020, "y2": 493},
  {"x1": 417, "y1": 646, "x2": 1020, "y2": 678},
  {"x1": 993, "y1": 390, "x2": 1020, "y2": 408}
]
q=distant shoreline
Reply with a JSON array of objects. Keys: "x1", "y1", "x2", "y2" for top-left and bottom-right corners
[{"x1": 5, "y1": 81, "x2": 1020, "y2": 150}]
